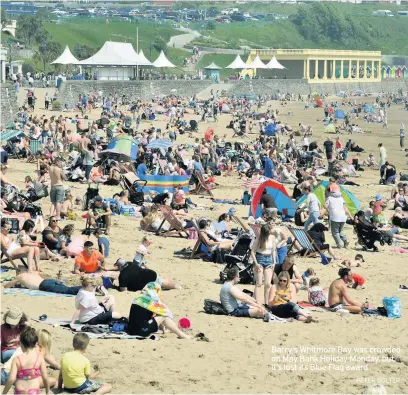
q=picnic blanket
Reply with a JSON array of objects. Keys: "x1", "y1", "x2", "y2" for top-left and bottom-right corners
[
  {"x1": 3, "y1": 288, "x2": 75, "y2": 297},
  {"x1": 212, "y1": 199, "x2": 241, "y2": 205},
  {"x1": 32, "y1": 317, "x2": 159, "y2": 340}
]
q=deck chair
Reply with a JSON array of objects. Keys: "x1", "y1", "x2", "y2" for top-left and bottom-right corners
[
  {"x1": 249, "y1": 223, "x2": 261, "y2": 239},
  {"x1": 287, "y1": 226, "x2": 322, "y2": 257},
  {"x1": 190, "y1": 171, "x2": 214, "y2": 197},
  {"x1": 1, "y1": 247, "x2": 28, "y2": 269},
  {"x1": 190, "y1": 219, "x2": 211, "y2": 258},
  {"x1": 231, "y1": 215, "x2": 250, "y2": 232},
  {"x1": 155, "y1": 206, "x2": 189, "y2": 238}
]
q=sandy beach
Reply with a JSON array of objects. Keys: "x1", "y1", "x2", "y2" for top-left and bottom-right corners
[{"x1": 2, "y1": 88, "x2": 408, "y2": 394}]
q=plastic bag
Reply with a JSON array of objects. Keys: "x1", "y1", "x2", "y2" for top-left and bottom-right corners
[{"x1": 382, "y1": 296, "x2": 401, "y2": 319}]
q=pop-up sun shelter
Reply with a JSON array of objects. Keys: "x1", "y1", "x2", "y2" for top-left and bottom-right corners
[
  {"x1": 335, "y1": 109, "x2": 345, "y2": 119},
  {"x1": 296, "y1": 181, "x2": 360, "y2": 215},
  {"x1": 249, "y1": 179, "x2": 296, "y2": 218},
  {"x1": 101, "y1": 135, "x2": 138, "y2": 161}
]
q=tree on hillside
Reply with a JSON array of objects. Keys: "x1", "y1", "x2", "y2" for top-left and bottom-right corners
[
  {"x1": 207, "y1": 21, "x2": 216, "y2": 31},
  {"x1": 17, "y1": 15, "x2": 46, "y2": 45},
  {"x1": 1, "y1": 8, "x2": 10, "y2": 28},
  {"x1": 153, "y1": 36, "x2": 167, "y2": 54},
  {"x1": 33, "y1": 39, "x2": 62, "y2": 72},
  {"x1": 74, "y1": 43, "x2": 96, "y2": 60}
]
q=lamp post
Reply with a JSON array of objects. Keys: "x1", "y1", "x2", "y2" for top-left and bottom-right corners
[{"x1": 41, "y1": 40, "x2": 47, "y2": 73}]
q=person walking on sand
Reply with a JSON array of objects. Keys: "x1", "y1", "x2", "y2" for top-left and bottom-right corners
[
  {"x1": 378, "y1": 143, "x2": 387, "y2": 168},
  {"x1": 400, "y1": 122, "x2": 405, "y2": 151},
  {"x1": 49, "y1": 158, "x2": 66, "y2": 219}
]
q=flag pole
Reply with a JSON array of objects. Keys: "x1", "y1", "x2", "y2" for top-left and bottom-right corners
[{"x1": 136, "y1": 27, "x2": 139, "y2": 80}]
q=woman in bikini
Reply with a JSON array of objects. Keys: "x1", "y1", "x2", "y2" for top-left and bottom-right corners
[
  {"x1": 2, "y1": 327, "x2": 51, "y2": 395},
  {"x1": 251, "y1": 224, "x2": 276, "y2": 304},
  {"x1": 1, "y1": 219, "x2": 39, "y2": 271}
]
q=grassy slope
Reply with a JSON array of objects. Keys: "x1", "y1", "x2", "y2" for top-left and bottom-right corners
[
  {"x1": 44, "y1": 20, "x2": 189, "y2": 65},
  {"x1": 196, "y1": 53, "x2": 236, "y2": 79}
]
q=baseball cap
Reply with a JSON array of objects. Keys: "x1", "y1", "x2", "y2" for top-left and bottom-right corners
[
  {"x1": 114, "y1": 258, "x2": 127, "y2": 269},
  {"x1": 5, "y1": 307, "x2": 23, "y2": 326},
  {"x1": 375, "y1": 194, "x2": 382, "y2": 201},
  {"x1": 94, "y1": 196, "x2": 103, "y2": 202}
]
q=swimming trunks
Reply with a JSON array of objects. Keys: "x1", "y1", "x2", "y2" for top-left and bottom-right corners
[{"x1": 329, "y1": 303, "x2": 344, "y2": 312}]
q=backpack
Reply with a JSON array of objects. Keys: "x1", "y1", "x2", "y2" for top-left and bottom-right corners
[{"x1": 203, "y1": 299, "x2": 228, "y2": 315}]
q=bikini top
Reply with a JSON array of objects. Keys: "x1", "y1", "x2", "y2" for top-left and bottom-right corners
[{"x1": 16, "y1": 355, "x2": 41, "y2": 380}]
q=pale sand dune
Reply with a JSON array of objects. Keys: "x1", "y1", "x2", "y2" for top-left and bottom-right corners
[{"x1": 2, "y1": 90, "x2": 408, "y2": 394}]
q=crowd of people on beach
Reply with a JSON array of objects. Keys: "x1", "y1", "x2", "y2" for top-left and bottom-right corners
[{"x1": 1, "y1": 86, "x2": 407, "y2": 393}]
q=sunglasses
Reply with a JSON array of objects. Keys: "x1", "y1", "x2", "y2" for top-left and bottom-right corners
[
  {"x1": 279, "y1": 279, "x2": 288, "y2": 283},
  {"x1": 51, "y1": 220, "x2": 60, "y2": 223}
]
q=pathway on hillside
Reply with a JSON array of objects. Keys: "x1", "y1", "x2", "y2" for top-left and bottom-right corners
[{"x1": 167, "y1": 26, "x2": 201, "y2": 50}]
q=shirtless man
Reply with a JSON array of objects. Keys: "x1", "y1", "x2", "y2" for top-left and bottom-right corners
[
  {"x1": 49, "y1": 158, "x2": 66, "y2": 219},
  {"x1": 328, "y1": 268, "x2": 364, "y2": 314},
  {"x1": 2, "y1": 269, "x2": 81, "y2": 295}
]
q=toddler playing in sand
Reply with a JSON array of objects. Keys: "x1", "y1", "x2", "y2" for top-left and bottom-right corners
[
  {"x1": 307, "y1": 277, "x2": 328, "y2": 307},
  {"x1": 133, "y1": 236, "x2": 152, "y2": 267}
]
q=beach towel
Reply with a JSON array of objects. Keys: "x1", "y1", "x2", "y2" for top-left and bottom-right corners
[
  {"x1": 132, "y1": 282, "x2": 174, "y2": 319},
  {"x1": 212, "y1": 199, "x2": 241, "y2": 205},
  {"x1": 3, "y1": 288, "x2": 74, "y2": 297},
  {"x1": 32, "y1": 318, "x2": 160, "y2": 340}
]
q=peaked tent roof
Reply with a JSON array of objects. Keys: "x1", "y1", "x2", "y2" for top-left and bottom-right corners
[
  {"x1": 152, "y1": 51, "x2": 175, "y2": 68},
  {"x1": 137, "y1": 50, "x2": 152, "y2": 66},
  {"x1": 265, "y1": 55, "x2": 286, "y2": 70},
  {"x1": 204, "y1": 62, "x2": 222, "y2": 70},
  {"x1": 101, "y1": 135, "x2": 138, "y2": 160},
  {"x1": 225, "y1": 54, "x2": 250, "y2": 69},
  {"x1": 51, "y1": 45, "x2": 79, "y2": 65},
  {"x1": 249, "y1": 179, "x2": 295, "y2": 218},
  {"x1": 248, "y1": 55, "x2": 267, "y2": 69},
  {"x1": 296, "y1": 181, "x2": 361, "y2": 215},
  {"x1": 76, "y1": 41, "x2": 141, "y2": 66}
]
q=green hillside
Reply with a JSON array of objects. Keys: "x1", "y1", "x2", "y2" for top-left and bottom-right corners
[
  {"x1": 44, "y1": 20, "x2": 189, "y2": 66},
  {"x1": 196, "y1": 53, "x2": 236, "y2": 79}
]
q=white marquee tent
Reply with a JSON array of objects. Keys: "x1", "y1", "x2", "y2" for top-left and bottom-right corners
[
  {"x1": 51, "y1": 45, "x2": 78, "y2": 65},
  {"x1": 265, "y1": 55, "x2": 286, "y2": 70},
  {"x1": 76, "y1": 41, "x2": 142, "y2": 80},
  {"x1": 152, "y1": 50, "x2": 175, "y2": 68},
  {"x1": 248, "y1": 55, "x2": 267, "y2": 69},
  {"x1": 226, "y1": 55, "x2": 250, "y2": 69},
  {"x1": 137, "y1": 50, "x2": 152, "y2": 66}
]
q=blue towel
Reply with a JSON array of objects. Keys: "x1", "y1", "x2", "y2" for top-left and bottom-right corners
[{"x1": 3, "y1": 288, "x2": 74, "y2": 297}]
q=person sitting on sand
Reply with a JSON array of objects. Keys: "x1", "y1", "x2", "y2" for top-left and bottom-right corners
[
  {"x1": 42, "y1": 217, "x2": 61, "y2": 253},
  {"x1": 128, "y1": 282, "x2": 190, "y2": 339},
  {"x1": 220, "y1": 268, "x2": 266, "y2": 319},
  {"x1": 268, "y1": 271, "x2": 317, "y2": 323},
  {"x1": 57, "y1": 224, "x2": 75, "y2": 256},
  {"x1": 87, "y1": 196, "x2": 111, "y2": 235},
  {"x1": 392, "y1": 207, "x2": 408, "y2": 229},
  {"x1": 307, "y1": 277, "x2": 328, "y2": 307},
  {"x1": 60, "y1": 191, "x2": 74, "y2": 219},
  {"x1": 307, "y1": 223, "x2": 340, "y2": 260},
  {"x1": 70, "y1": 277, "x2": 123, "y2": 326},
  {"x1": 115, "y1": 258, "x2": 179, "y2": 291},
  {"x1": 73, "y1": 241, "x2": 104, "y2": 274},
  {"x1": 59, "y1": 333, "x2": 112, "y2": 394},
  {"x1": 2, "y1": 327, "x2": 51, "y2": 395},
  {"x1": 273, "y1": 255, "x2": 303, "y2": 293},
  {"x1": 328, "y1": 268, "x2": 365, "y2": 314},
  {"x1": 3, "y1": 268, "x2": 81, "y2": 295}
]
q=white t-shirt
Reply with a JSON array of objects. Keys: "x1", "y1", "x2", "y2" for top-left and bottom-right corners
[
  {"x1": 134, "y1": 244, "x2": 148, "y2": 266},
  {"x1": 325, "y1": 196, "x2": 347, "y2": 223},
  {"x1": 75, "y1": 289, "x2": 104, "y2": 323},
  {"x1": 307, "y1": 193, "x2": 320, "y2": 213}
]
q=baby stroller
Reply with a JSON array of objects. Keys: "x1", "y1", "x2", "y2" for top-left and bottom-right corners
[
  {"x1": 219, "y1": 233, "x2": 255, "y2": 284},
  {"x1": 120, "y1": 172, "x2": 146, "y2": 206},
  {"x1": 354, "y1": 211, "x2": 393, "y2": 252},
  {"x1": 82, "y1": 184, "x2": 100, "y2": 211}
]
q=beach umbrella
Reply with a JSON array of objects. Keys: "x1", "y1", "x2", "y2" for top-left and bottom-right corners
[
  {"x1": 101, "y1": 135, "x2": 138, "y2": 161},
  {"x1": 1, "y1": 130, "x2": 25, "y2": 142},
  {"x1": 265, "y1": 124, "x2": 276, "y2": 136},
  {"x1": 146, "y1": 139, "x2": 174, "y2": 150}
]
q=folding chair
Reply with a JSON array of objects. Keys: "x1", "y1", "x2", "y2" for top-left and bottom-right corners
[
  {"x1": 155, "y1": 206, "x2": 189, "y2": 238},
  {"x1": 190, "y1": 219, "x2": 211, "y2": 258},
  {"x1": 249, "y1": 223, "x2": 261, "y2": 239},
  {"x1": 231, "y1": 215, "x2": 250, "y2": 232},
  {"x1": 286, "y1": 226, "x2": 322, "y2": 257},
  {"x1": 190, "y1": 171, "x2": 214, "y2": 197},
  {"x1": 1, "y1": 247, "x2": 28, "y2": 269}
]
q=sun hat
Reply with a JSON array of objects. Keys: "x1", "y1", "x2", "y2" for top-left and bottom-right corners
[
  {"x1": 375, "y1": 194, "x2": 382, "y2": 201},
  {"x1": 5, "y1": 307, "x2": 23, "y2": 326}
]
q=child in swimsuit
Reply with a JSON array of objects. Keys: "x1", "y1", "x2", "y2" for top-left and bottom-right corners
[
  {"x1": 2, "y1": 327, "x2": 51, "y2": 395},
  {"x1": 308, "y1": 277, "x2": 328, "y2": 307}
]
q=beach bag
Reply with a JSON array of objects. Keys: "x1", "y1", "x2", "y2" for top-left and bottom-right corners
[
  {"x1": 120, "y1": 205, "x2": 135, "y2": 216},
  {"x1": 203, "y1": 299, "x2": 228, "y2": 315},
  {"x1": 382, "y1": 297, "x2": 401, "y2": 319}
]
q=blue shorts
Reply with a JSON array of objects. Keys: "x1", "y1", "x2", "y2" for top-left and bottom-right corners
[
  {"x1": 256, "y1": 253, "x2": 274, "y2": 269},
  {"x1": 65, "y1": 380, "x2": 104, "y2": 394},
  {"x1": 230, "y1": 304, "x2": 250, "y2": 318}
]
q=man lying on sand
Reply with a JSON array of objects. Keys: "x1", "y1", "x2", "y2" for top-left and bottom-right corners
[
  {"x1": 2, "y1": 268, "x2": 82, "y2": 295},
  {"x1": 328, "y1": 268, "x2": 367, "y2": 314}
]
